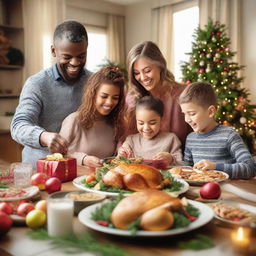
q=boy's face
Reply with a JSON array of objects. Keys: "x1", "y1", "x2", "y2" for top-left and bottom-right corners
[
  {"x1": 180, "y1": 102, "x2": 216, "y2": 133},
  {"x1": 51, "y1": 38, "x2": 87, "y2": 84},
  {"x1": 136, "y1": 107, "x2": 161, "y2": 140},
  {"x1": 95, "y1": 83, "x2": 120, "y2": 117}
]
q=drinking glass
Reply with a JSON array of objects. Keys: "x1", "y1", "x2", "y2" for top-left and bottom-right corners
[
  {"x1": 11, "y1": 162, "x2": 32, "y2": 187},
  {"x1": 47, "y1": 198, "x2": 74, "y2": 236}
]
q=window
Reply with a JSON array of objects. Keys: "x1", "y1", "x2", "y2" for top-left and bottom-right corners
[
  {"x1": 173, "y1": 4, "x2": 199, "y2": 81},
  {"x1": 86, "y1": 25, "x2": 107, "y2": 72}
]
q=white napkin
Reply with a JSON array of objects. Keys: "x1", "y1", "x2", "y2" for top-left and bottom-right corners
[{"x1": 221, "y1": 183, "x2": 256, "y2": 203}]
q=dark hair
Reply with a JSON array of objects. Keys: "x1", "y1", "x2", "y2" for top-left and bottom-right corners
[
  {"x1": 136, "y1": 96, "x2": 164, "y2": 117},
  {"x1": 78, "y1": 66, "x2": 126, "y2": 141},
  {"x1": 53, "y1": 20, "x2": 88, "y2": 43},
  {"x1": 179, "y1": 82, "x2": 217, "y2": 107}
]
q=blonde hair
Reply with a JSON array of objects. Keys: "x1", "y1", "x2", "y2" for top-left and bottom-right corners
[
  {"x1": 127, "y1": 41, "x2": 177, "y2": 97},
  {"x1": 77, "y1": 66, "x2": 126, "y2": 141}
]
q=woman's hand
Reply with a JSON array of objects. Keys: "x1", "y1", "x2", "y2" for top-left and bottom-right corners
[
  {"x1": 40, "y1": 131, "x2": 68, "y2": 155},
  {"x1": 82, "y1": 155, "x2": 102, "y2": 168},
  {"x1": 153, "y1": 152, "x2": 173, "y2": 165},
  {"x1": 193, "y1": 160, "x2": 216, "y2": 171},
  {"x1": 118, "y1": 146, "x2": 134, "y2": 158}
]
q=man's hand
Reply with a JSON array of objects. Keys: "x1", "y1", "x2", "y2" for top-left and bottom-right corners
[
  {"x1": 40, "y1": 131, "x2": 68, "y2": 155},
  {"x1": 193, "y1": 160, "x2": 216, "y2": 171}
]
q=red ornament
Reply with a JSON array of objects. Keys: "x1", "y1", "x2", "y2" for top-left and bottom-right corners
[
  {"x1": 186, "y1": 80, "x2": 191, "y2": 85},
  {"x1": 199, "y1": 68, "x2": 205, "y2": 73},
  {"x1": 216, "y1": 32, "x2": 221, "y2": 36}
]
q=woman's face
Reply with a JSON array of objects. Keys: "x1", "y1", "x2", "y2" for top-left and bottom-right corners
[
  {"x1": 95, "y1": 83, "x2": 120, "y2": 118},
  {"x1": 133, "y1": 57, "x2": 161, "y2": 93}
]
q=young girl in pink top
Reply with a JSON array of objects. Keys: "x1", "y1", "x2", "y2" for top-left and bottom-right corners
[
  {"x1": 125, "y1": 41, "x2": 191, "y2": 149},
  {"x1": 118, "y1": 96, "x2": 182, "y2": 166},
  {"x1": 60, "y1": 66, "x2": 126, "y2": 169}
]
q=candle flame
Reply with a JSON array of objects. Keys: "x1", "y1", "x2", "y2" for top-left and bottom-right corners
[{"x1": 237, "y1": 227, "x2": 245, "y2": 240}]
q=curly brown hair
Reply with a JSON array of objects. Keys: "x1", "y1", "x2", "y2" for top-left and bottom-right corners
[{"x1": 77, "y1": 66, "x2": 126, "y2": 141}]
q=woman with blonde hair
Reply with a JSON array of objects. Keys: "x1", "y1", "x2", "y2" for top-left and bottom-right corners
[
  {"x1": 125, "y1": 41, "x2": 191, "y2": 148},
  {"x1": 60, "y1": 66, "x2": 126, "y2": 170}
]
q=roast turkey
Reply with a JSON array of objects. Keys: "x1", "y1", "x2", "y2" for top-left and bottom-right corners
[{"x1": 102, "y1": 163, "x2": 163, "y2": 191}]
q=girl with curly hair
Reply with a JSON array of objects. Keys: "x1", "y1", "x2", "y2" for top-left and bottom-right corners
[{"x1": 60, "y1": 66, "x2": 126, "y2": 170}]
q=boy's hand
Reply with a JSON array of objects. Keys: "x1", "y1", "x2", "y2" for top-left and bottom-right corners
[
  {"x1": 40, "y1": 131, "x2": 68, "y2": 155},
  {"x1": 118, "y1": 146, "x2": 134, "y2": 158},
  {"x1": 153, "y1": 152, "x2": 173, "y2": 165},
  {"x1": 193, "y1": 160, "x2": 216, "y2": 171},
  {"x1": 82, "y1": 155, "x2": 102, "y2": 168}
]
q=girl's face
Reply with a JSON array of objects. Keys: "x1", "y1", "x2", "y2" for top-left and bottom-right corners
[
  {"x1": 180, "y1": 102, "x2": 217, "y2": 133},
  {"x1": 136, "y1": 107, "x2": 161, "y2": 140},
  {"x1": 133, "y1": 57, "x2": 161, "y2": 93},
  {"x1": 95, "y1": 83, "x2": 120, "y2": 118}
]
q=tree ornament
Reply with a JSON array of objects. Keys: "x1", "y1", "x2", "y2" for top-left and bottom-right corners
[
  {"x1": 199, "y1": 53, "x2": 205, "y2": 57},
  {"x1": 215, "y1": 53, "x2": 221, "y2": 58},
  {"x1": 216, "y1": 31, "x2": 221, "y2": 36},
  {"x1": 206, "y1": 53, "x2": 212, "y2": 59},
  {"x1": 212, "y1": 36, "x2": 217, "y2": 42},
  {"x1": 240, "y1": 117, "x2": 247, "y2": 124},
  {"x1": 199, "y1": 61, "x2": 205, "y2": 67},
  {"x1": 206, "y1": 64, "x2": 211, "y2": 73},
  {"x1": 223, "y1": 121, "x2": 230, "y2": 126},
  {"x1": 199, "y1": 68, "x2": 205, "y2": 73}
]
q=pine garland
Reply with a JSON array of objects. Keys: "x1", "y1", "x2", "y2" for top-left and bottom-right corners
[{"x1": 27, "y1": 228, "x2": 137, "y2": 256}]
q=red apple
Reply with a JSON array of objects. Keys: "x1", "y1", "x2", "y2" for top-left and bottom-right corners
[
  {"x1": 45, "y1": 177, "x2": 62, "y2": 194},
  {"x1": 17, "y1": 202, "x2": 35, "y2": 217},
  {"x1": 200, "y1": 182, "x2": 221, "y2": 199},
  {"x1": 0, "y1": 211, "x2": 13, "y2": 236},
  {"x1": 0, "y1": 202, "x2": 14, "y2": 215},
  {"x1": 31, "y1": 173, "x2": 47, "y2": 190}
]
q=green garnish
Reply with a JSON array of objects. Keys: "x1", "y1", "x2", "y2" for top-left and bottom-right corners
[
  {"x1": 0, "y1": 184, "x2": 9, "y2": 188},
  {"x1": 27, "y1": 228, "x2": 136, "y2": 256},
  {"x1": 91, "y1": 193, "x2": 124, "y2": 222},
  {"x1": 178, "y1": 234, "x2": 215, "y2": 250}
]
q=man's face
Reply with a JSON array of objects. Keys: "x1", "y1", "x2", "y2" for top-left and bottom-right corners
[{"x1": 51, "y1": 38, "x2": 87, "y2": 84}]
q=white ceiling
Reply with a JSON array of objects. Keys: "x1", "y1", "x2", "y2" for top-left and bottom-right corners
[{"x1": 103, "y1": 0, "x2": 145, "y2": 6}]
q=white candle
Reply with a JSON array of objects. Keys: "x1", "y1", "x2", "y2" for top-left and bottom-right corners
[{"x1": 47, "y1": 198, "x2": 74, "y2": 236}]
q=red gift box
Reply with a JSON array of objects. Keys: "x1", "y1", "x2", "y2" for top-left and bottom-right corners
[{"x1": 36, "y1": 157, "x2": 77, "y2": 182}]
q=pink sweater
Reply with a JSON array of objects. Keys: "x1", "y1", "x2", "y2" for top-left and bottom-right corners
[{"x1": 59, "y1": 112, "x2": 116, "y2": 165}]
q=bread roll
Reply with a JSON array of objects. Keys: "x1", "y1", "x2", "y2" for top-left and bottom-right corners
[{"x1": 111, "y1": 189, "x2": 182, "y2": 229}]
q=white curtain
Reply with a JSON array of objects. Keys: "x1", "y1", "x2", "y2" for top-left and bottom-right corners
[
  {"x1": 199, "y1": 0, "x2": 241, "y2": 63},
  {"x1": 23, "y1": 0, "x2": 65, "y2": 79},
  {"x1": 152, "y1": 5, "x2": 173, "y2": 70},
  {"x1": 107, "y1": 14, "x2": 126, "y2": 67}
]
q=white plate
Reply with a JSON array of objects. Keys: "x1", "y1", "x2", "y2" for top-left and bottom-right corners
[
  {"x1": 0, "y1": 186, "x2": 39, "y2": 201},
  {"x1": 210, "y1": 200, "x2": 256, "y2": 227},
  {"x1": 73, "y1": 175, "x2": 189, "y2": 197},
  {"x1": 78, "y1": 199, "x2": 214, "y2": 237},
  {"x1": 169, "y1": 167, "x2": 229, "y2": 186}
]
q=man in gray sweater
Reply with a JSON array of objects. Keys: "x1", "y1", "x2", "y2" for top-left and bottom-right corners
[{"x1": 11, "y1": 20, "x2": 91, "y2": 168}]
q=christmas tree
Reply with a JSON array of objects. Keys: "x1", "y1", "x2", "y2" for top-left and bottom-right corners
[{"x1": 181, "y1": 19, "x2": 256, "y2": 153}]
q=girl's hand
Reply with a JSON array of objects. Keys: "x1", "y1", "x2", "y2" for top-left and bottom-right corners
[
  {"x1": 193, "y1": 160, "x2": 216, "y2": 171},
  {"x1": 118, "y1": 146, "x2": 134, "y2": 158},
  {"x1": 83, "y1": 155, "x2": 102, "y2": 168},
  {"x1": 153, "y1": 152, "x2": 173, "y2": 165}
]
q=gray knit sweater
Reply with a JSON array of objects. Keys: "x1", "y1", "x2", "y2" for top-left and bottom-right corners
[
  {"x1": 11, "y1": 64, "x2": 91, "y2": 168},
  {"x1": 184, "y1": 125, "x2": 256, "y2": 179}
]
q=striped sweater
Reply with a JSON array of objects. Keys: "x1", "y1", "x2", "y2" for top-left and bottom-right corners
[{"x1": 183, "y1": 125, "x2": 256, "y2": 179}]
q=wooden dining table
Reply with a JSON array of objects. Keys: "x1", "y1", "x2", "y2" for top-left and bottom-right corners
[{"x1": 0, "y1": 165, "x2": 256, "y2": 256}]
